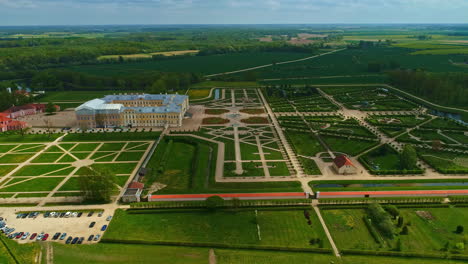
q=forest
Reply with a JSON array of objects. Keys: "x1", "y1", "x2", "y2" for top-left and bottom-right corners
[{"x1": 388, "y1": 70, "x2": 468, "y2": 108}]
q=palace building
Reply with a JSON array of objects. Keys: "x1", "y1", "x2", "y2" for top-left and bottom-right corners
[{"x1": 75, "y1": 93, "x2": 189, "y2": 128}]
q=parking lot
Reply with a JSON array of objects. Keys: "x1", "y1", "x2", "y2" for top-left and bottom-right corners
[{"x1": 0, "y1": 208, "x2": 113, "y2": 245}]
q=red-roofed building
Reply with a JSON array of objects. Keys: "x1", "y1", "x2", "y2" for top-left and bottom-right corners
[
  {"x1": 0, "y1": 113, "x2": 28, "y2": 132},
  {"x1": 121, "y1": 181, "x2": 145, "y2": 203},
  {"x1": 2, "y1": 103, "x2": 60, "y2": 119},
  {"x1": 333, "y1": 155, "x2": 357, "y2": 175}
]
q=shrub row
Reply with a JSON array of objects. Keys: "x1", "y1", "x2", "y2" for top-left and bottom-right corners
[
  {"x1": 100, "y1": 239, "x2": 333, "y2": 254},
  {"x1": 130, "y1": 199, "x2": 311, "y2": 209},
  {"x1": 342, "y1": 249, "x2": 468, "y2": 261}
]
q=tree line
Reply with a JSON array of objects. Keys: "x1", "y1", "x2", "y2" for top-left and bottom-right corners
[
  {"x1": 29, "y1": 69, "x2": 202, "y2": 94},
  {"x1": 388, "y1": 70, "x2": 468, "y2": 107},
  {"x1": 0, "y1": 83, "x2": 33, "y2": 112}
]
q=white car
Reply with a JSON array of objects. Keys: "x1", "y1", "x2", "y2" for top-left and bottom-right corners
[
  {"x1": 72, "y1": 212, "x2": 78, "y2": 217},
  {"x1": 36, "y1": 233, "x2": 44, "y2": 241},
  {"x1": 21, "y1": 232, "x2": 30, "y2": 240},
  {"x1": 65, "y1": 212, "x2": 71, "y2": 218}
]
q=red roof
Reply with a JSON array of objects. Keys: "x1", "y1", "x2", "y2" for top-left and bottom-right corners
[
  {"x1": 151, "y1": 192, "x2": 306, "y2": 200},
  {"x1": 333, "y1": 155, "x2": 355, "y2": 168},
  {"x1": 319, "y1": 190, "x2": 468, "y2": 197},
  {"x1": 128, "y1": 182, "x2": 144, "y2": 189},
  {"x1": 0, "y1": 115, "x2": 11, "y2": 122}
]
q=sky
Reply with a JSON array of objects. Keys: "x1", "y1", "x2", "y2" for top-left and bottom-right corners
[{"x1": 1, "y1": 0, "x2": 468, "y2": 26}]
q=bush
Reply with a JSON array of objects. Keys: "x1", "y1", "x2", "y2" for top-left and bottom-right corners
[
  {"x1": 456, "y1": 225, "x2": 464, "y2": 234},
  {"x1": 367, "y1": 203, "x2": 395, "y2": 239},
  {"x1": 205, "y1": 196, "x2": 224, "y2": 211}
]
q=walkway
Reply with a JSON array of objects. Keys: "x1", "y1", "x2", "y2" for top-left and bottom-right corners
[
  {"x1": 257, "y1": 89, "x2": 305, "y2": 178},
  {"x1": 312, "y1": 201, "x2": 340, "y2": 257}
]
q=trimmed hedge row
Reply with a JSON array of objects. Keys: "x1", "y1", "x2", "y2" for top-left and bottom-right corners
[
  {"x1": 100, "y1": 239, "x2": 333, "y2": 254},
  {"x1": 342, "y1": 248, "x2": 468, "y2": 261}
]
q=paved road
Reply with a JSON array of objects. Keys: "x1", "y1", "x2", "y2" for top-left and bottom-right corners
[{"x1": 205, "y1": 49, "x2": 345, "y2": 78}]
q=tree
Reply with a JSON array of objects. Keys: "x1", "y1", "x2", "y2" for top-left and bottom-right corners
[
  {"x1": 367, "y1": 203, "x2": 395, "y2": 239},
  {"x1": 456, "y1": 225, "x2": 464, "y2": 234},
  {"x1": 400, "y1": 145, "x2": 417, "y2": 170},
  {"x1": 384, "y1": 205, "x2": 400, "y2": 219},
  {"x1": 231, "y1": 198, "x2": 241, "y2": 210},
  {"x1": 45, "y1": 102, "x2": 56, "y2": 115},
  {"x1": 43, "y1": 118, "x2": 54, "y2": 138},
  {"x1": 205, "y1": 196, "x2": 224, "y2": 211},
  {"x1": 401, "y1": 225, "x2": 409, "y2": 235},
  {"x1": 397, "y1": 216, "x2": 404, "y2": 227},
  {"x1": 78, "y1": 167, "x2": 117, "y2": 203}
]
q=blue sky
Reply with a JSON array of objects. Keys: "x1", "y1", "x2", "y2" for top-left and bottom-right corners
[{"x1": 1, "y1": 0, "x2": 467, "y2": 25}]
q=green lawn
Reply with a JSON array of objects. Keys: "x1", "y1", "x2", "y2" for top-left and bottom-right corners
[
  {"x1": 286, "y1": 130, "x2": 325, "y2": 157},
  {"x1": 0, "y1": 144, "x2": 17, "y2": 153},
  {"x1": 0, "y1": 165, "x2": 17, "y2": 176},
  {"x1": 98, "y1": 143, "x2": 126, "y2": 151},
  {"x1": 12, "y1": 164, "x2": 70, "y2": 176},
  {"x1": 31, "y1": 153, "x2": 63, "y2": 163},
  {"x1": 72, "y1": 143, "x2": 100, "y2": 152},
  {"x1": 299, "y1": 157, "x2": 321, "y2": 175},
  {"x1": 268, "y1": 162, "x2": 291, "y2": 176},
  {"x1": 59, "y1": 177, "x2": 80, "y2": 191},
  {"x1": 63, "y1": 132, "x2": 161, "y2": 141},
  {"x1": 0, "y1": 177, "x2": 64, "y2": 192},
  {"x1": 115, "y1": 151, "x2": 145, "y2": 161},
  {"x1": 0, "y1": 154, "x2": 34, "y2": 163},
  {"x1": 321, "y1": 209, "x2": 381, "y2": 250},
  {"x1": 0, "y1": 133, "x2": 61, "y2": 143},
  {"x1": 105, "y1": 208, "x2": 328, "y2": 249},
  {"x1": 52, "y1": 243, "x2": 208, "y2": 264},
  {"x1": 90, "y1": 163, "x2": 137, "y2": 175},
  {"x1": 321, "y1": 135, "x2": 377, "y2": 156}
]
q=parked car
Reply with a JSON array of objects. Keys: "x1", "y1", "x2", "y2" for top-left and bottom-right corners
[
  {"x1": 21, "y1": 232, "x2": 30, "y2": 240},
  {"x1": 89, "y1": 222, "x2": 96, "y2": 228},
  {"x1": 65, "y1": 236, "x2": 73, "y2": 244},
  {"x1": 60, "y1": 233, "x2": 67, "y2": 240},
  {"x1": 9, "y1": 233, "x2": 18, "y2": 239},
  {"x1": 42, "y1": 234, "x2": 49, "y2": 241},
  {"x1": 36, "y1": 233, "x2": 44, "y2": 241},
  {"x1": 71, "y1": 212, "x2": 78, "y2": 218},
  {"x1": 65, "y1": 212, "x2": 71, "y2": 218},
  {"x1": 52, "y1": 232, "x2": 61, "y2": 240},
  {"x1": 21, "y1": 214, "x2": 28, "y2": 219},
  {"x1": 78, "y1": 237, "x2": 84, "y2": 244},
  {"x1": 71, "y1": 237, "x2": 78, "y2": 244},
  {"x1": 16, "y1": 214, "x2": 22, "y2": 219},
  {"x1": 87, "y1": 212, "x2": 94, "y2": 217},
  {"x1": 97, "y1": 212, "x2": 103, "y2": 217},
  {"x1": 101, "y1": 225, "x2": 107, "y2": 231},
  {"x1": 77, "y1": 212, "x2": 83, "y2": 218},
  {"x1": 16, "y1": 232, "x2": 24, "y2": 239},
  {"x1": 106, "y1": 216, "x2": 112, "y2": 221},
  {"x1": 44, "y1": 212, "x2": 50, "y2": 218},
  {"x1": 87, "y1": 235, "x2": 94, "y2": 241},
  {"x1": 93, "y1": 234, "x2": 101, "y2": 241},
  {"x1": 30, "y1": 233, "x2": 37, "y2": 240}
]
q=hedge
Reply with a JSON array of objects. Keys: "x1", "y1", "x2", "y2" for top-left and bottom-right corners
[
  {"x1": 341, "y1": 248, "x2": 468, "y2": 261},
  {"x1": 100, "y1": 239, "x2": 333, "y2": 254}
]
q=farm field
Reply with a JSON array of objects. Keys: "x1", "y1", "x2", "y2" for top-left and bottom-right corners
[
  {"x1": 104, "y1": 208, "x2": 329, "y2": 249},
  {"x1": 97, "y1": 50, "x2": 199, "y2": 61},
  {"x1": 66, "y1": 52, "x2": 314, "y2": 76}
]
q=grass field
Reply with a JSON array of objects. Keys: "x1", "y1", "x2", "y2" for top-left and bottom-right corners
[
  {"x1": 188, "y1": 88, "x2": 211, "y2": 99},
  {"x1": 105, "y1": 208, "x2": 329, "y2": 249},
  {"x1": 285, "y1": 130, "x2": 325, "y2": 157},
  {"x1": 321, "y1": 135, "x2": 377, "y2": 157},
  {"x1": 52, "y1": 243, "x2": 208, "y2": 264}
]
